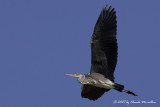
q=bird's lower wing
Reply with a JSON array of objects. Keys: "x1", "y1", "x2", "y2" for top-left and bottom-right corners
[{"x1": 81, "y1": 84, "x2": 109, "y2": 101}]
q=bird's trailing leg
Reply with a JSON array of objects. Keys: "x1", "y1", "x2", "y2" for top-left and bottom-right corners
[
  {"x1": 122, "y1": 89, "x2": 138, "y2": 96},
  {"x1": 113, "y1": 83, "x2": 137, "y2": 96}
]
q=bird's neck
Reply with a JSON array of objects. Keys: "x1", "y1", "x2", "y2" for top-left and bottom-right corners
[{"x1": 78, "y1": 75, "x2": 86, "y2": 84}]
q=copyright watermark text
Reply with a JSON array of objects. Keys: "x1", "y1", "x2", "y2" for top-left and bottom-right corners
[{"x1": 113, "y1": 100, "x2": 157, "y2": 105}]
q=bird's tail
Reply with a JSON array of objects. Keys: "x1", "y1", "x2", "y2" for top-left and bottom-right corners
[{"x1": 113, "y1": 83, "x2": 138, "y2": 96}]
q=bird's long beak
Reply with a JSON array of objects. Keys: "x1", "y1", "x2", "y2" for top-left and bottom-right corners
[{"x1": 66, "y1": 74, "x2": 76, "y2": 77}]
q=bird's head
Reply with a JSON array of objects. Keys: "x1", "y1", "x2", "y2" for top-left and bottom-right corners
[{"x1": 66, "y1": 73, "x2": 84, "y2": 78}]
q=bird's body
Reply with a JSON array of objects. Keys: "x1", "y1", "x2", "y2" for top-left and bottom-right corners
[
  {"x1": 78, "y1": 73, "x2": 114, "y2": 89},
  {"x1": 66, "y1": 5, "x2": 137, "y2": 101}
]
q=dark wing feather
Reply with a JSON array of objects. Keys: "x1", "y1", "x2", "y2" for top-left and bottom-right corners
[
  {"x1": 81, "y1": 84, "x2": 109, "y2": 101},
  {"x1": 90, "y1": 5, "x2": 117, "y2": 82}
]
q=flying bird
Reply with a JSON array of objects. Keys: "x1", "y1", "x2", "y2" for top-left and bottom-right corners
[{"x1": 66, "y1": 5, "x2": 137, "y2": 101}]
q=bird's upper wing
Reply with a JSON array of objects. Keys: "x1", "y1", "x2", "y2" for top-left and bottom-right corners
[
  {"x1": 81, "y1": 84, "x2": 109, "y2": 101},
  {"x1": 90, "y1": 5, "x2": 117, "y2": 82}
]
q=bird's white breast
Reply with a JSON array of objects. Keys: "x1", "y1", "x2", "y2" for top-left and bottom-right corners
[{"x1": 93, "y1": 79, "x2": 114, "y2": 89}]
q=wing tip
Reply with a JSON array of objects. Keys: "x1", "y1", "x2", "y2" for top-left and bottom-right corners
[
  {"x1": 96, "y1": 4, "x2": 116, "y2": 27},
  {"x1": 103, "y1": 5, "x2": 115, "y2": 12}
]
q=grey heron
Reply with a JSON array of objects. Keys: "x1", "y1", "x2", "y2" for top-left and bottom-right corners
[{"x1": 66, "y1": 5, "x2": 137, "y2": 101}]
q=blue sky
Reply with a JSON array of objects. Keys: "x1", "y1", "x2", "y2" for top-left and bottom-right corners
[{"x1": 0, "y1": 0, "x2": 160, "y2": 107}]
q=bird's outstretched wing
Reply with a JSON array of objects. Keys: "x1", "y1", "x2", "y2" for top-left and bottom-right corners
[
  {"x1": 90, "y1": 5, "x2": 117, "y2": 82},
  {"x1": 81, "y1": 84, "x2": 109, "y2": 101}
]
